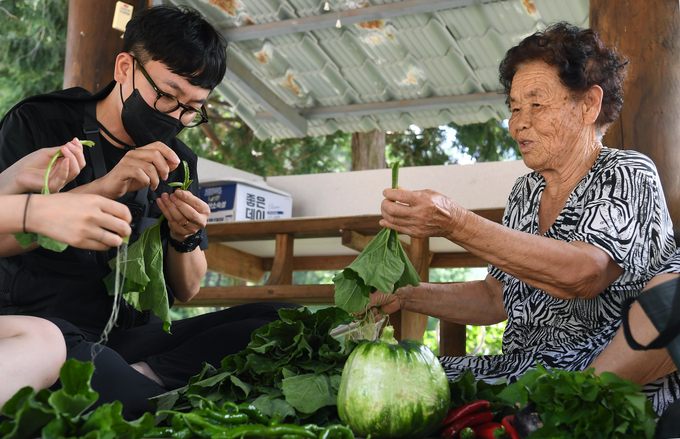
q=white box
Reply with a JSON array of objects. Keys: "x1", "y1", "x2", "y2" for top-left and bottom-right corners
[{"x1": 199, "y1": 179, "x2": 293, "y2": 223}]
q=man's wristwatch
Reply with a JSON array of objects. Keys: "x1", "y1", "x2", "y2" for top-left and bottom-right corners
[{"x1": 168, "y1": 231, "x2": 203, "y2": 253}]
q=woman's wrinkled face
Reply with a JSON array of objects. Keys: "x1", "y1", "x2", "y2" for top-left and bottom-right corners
[{"x1": 508, "y1": 61, "x2": 587, "y2": 173}]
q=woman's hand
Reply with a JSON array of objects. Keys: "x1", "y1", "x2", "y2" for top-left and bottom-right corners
[
  {"x1": 1, "y1": 139, "x2": 87, "y2": 195},
  {"x1": 369, "y1": 290, "x2": 402, "y2": 315},
  {"x1": 25, "y1": 193, "x2": 132, "y2": 250},
  {"x1": 380, "y1": 188, "x2": 463, "y2": 239},
  {"x1": 157, "y1": 189, "x2": 210, "y2": 243},
  {"x1": 92, "y1": 142, "x2": 181, "y2": 199}
]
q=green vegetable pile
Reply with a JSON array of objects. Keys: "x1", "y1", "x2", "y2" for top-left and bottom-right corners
[
  {"x1": 496, "y1": 363, "x2": 657, "y2": 438},
  {"x1": 0, "y1": 359, "x2": 154, "y2": 439},
  {"x1": 148, "y1": 396, "x2": 353, "y2": 439},
  {"x1": 103, "y1": 160, "x2": 194, "y2": 334},
  {"x1": 333, "y1": 162, "x2": 420, "y2": 315},
  {"x1": 152, "y1": 306, "x2": 360, "y2": 427},
  {"x1": 14, "y1": 139, "x2": 95, "y2": 252}
]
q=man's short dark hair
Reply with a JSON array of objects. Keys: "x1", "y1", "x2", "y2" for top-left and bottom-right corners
[{"x1": 122, "y1": 5, "x2": 227, "y2": 90}]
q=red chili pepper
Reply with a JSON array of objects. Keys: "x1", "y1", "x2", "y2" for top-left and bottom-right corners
[
  {"x1": 441, "y1": 410, "x2": 494, "y2": 439},
  {"x1": 472, "y1": 422, "x2": 504, "y2": 439},
  {"x1": 441, "y1": 400, "x2": 491, "y2": 427},
  {"x1": 501, "y1": 415, "x2": 521, "y2": 439},
  {"x1": 460, "y1": 427, "x2": 476, "y2": 439}
]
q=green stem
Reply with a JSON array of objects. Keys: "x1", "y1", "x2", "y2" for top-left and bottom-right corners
[
  {"x1": 380, "y1": 325, "x2": 398, "y2": 344},
  {"x1": 391, "y1": 162, "x2": 401, "y2": 190},
  {"x1": 43, "y1": 151, "x2": 63, "y2": 195}
]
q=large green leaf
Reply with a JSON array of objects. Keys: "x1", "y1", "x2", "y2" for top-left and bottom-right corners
[
  {"x1": 332, "y1": 270, "x2": 370, "y2": 315},
  {"x1": 282, "y1": 374, "x2": 336, "y2": 414},
  {"x1": 47, "y1": 360, "x2": 98, "y2": 418},
  {"x1": 333, "y1": 163, "x2": 420, "y2": 314}
]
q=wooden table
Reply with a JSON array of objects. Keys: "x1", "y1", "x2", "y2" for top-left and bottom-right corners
[{"x1": 177, "y1": 209, "x2": 504, "y2": 356}]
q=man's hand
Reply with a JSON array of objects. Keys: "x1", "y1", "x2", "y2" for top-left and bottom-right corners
[
  {"x1": 157, "y1": 189, "x2": 210, "y2": 242},
  {"x1": 95, "y1": 142, "x2": 180, "y2": 199}
]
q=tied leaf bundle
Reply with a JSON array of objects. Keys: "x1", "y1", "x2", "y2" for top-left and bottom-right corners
[
  {"x1": 13, "y1": 140, "x2": 95, "y2": 252},
  {"x1": 332, "y1": 162, "x2": 420, "y2": 315},
  {"x1": 103, "y1": 160, "x2": 193, "y2": 334}
]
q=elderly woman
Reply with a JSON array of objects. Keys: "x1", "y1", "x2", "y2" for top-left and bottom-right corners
[{"x1": 372, "y1": 22, "x2": 679, "y2": 413}]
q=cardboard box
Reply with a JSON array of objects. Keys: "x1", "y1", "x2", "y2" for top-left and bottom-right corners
[{"x1": 199, "y1": 179, "x2": 293, "y2": 223}]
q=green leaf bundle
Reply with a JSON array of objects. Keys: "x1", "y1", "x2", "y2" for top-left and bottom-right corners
[
  {"x1": 333, "y1": 162, "x2": 420, "y2": 314},
  {"x1": 103, "y1": 161, "x2": 192, "y2": 334},
  {"x1": 0, "y1": 359, "x2": 154, "y2": 439},
  {"x1": 13, "y1": 140, "x2": 95, "y2": 252},
  {"x1": 151, "y1": 306, "x2": 358, "y2": 427},
  {"x1": 497, "y1": 362, "x2": 658, "y2": 439}
]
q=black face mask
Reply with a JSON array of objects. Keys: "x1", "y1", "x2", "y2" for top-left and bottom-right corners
[{"x1": 120, "y1": 84, "x2": 185, "y2": 147}]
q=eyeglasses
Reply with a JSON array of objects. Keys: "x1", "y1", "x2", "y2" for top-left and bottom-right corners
[{"x1": 132, "y1": 57, "x2": 209, "y2": 127}]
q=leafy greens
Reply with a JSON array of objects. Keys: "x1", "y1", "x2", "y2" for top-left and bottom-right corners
[
  {"x1": 103, "y1": 160, "x2": 193, "y2": 334},
  {"x1": 497, "y1": 362, "x2": 657, "y2": 439},
  {"x1": 151, "y1": 306, "x2": 359, "y2": 427},
  {"x1": 0, "y1": 359, "x2": 154, "y2": 439},
  {"x1": 333, "y1": 162, "x2": 420, "y2": 314},
  {"x1": 13, "y1": 139, "x2": 95, "y2": 252}
]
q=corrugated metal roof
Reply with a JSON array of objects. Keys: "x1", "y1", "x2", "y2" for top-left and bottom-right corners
[{"x1": 155, "y1": 0, "x2": 589, "y2": 139}]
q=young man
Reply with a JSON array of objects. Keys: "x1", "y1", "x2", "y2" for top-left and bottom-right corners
[{"x1": 0, "y1": 5, "x2": 294, "y2": 419}]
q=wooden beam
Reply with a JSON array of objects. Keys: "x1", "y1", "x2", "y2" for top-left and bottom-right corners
[
  {"x1": 262, "y1": 255, "x2": 357, "y2": 272},
  {"x1": 177, "y1": 284, "x2": 336, "y2": 307},
  {"x1": 206, "y1": 214, "x2": 383, "y2": 243},
  {"x1": 259, "y1": 252, "x2": 483, "y2": 273},
  {"x1": 590, "y1": 0, "x2": 680, "y2": 226},
  {"x1": 340, "y1": 230, "x2": 434, "y2": 264},
  {"x1": 221, "y1": 57, "x2": 307, "y2": 138},
  {"x1": 255, "y1": 91, "x2": 506, "y2": 122},
  {"x1": 205, "y1": 210, "x2": 504, "y2": 243},
  {"x1": 341, "y1": 230, "x2": 373, "y2": 253},
  {"x1": 219, "y1": 0, "x2": 498, "y2": 42},
  {"x1": 204, "y1": 244, "x2": 265, "y2": 283},
  {"x1": 265, "y1": 233, "x2": 295, "y2": 285},
  {"x1": 431, "y1": 252, "x2": 487, "y2": 268}
]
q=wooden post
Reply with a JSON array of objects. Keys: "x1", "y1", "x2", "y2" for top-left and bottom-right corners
[
  {"x1": 64, "y1": 0, "x2": 129, "y2": 92},
  {"x1": 395, "y1": 237, "x2": 430, "y2": 341},
  {"x1": 590, "y1": 1, "x2": 680, "y2": 225},
  {"x1": 265, "y1": 233, "x2": 295, "y2": 285},
  {"x1": 439, "y1": 320, "x2": 467, "y2": 357}
]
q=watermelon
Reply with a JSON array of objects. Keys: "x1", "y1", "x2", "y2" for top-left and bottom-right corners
[{"x1": 337, "y1": 325, "x2": 450, "y2": 438}]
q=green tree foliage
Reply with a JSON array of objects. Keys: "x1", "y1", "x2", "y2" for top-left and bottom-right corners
[
  {"x1": 179, "y1": 108, "x2": 351, "y2": 177},
  {"x1": 449, "y1": 119, "x2": 520, "y2": 162},
  {"x1": 423, "y1": 268, "x2": 506, "y2": 356},
  {"x1": 386, "y1": 126, "x2": 452, "y2": 167},
  {"x1": 0, "y1": 0, "x2": 68, "y2": 116}
]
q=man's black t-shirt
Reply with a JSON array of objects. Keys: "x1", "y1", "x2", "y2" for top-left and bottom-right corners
[{"x1": 0, "y1": 82, "x2": 208, "y2": 334}]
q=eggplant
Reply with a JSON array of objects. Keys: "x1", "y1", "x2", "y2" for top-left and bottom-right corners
[{"x1": 514, "y1": 402, "x2": 544, "y2": 438}]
